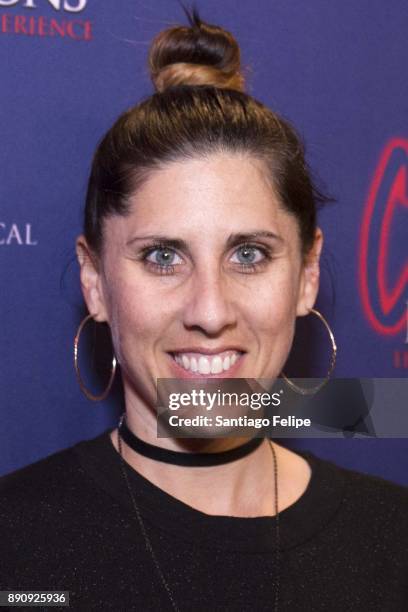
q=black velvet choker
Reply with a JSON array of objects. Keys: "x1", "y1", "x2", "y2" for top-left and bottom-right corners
[{"x1": 118, "y1": 413, "x2": 264, "y2": 467}]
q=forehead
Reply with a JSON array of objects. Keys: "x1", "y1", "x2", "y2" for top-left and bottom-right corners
[{"x1": 105, "y1": 152, "x2": 300, "y2": 248}]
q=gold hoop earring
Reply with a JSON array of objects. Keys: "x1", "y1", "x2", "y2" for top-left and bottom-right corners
[
  {"x1": 281, "y1": 308, "x2": 337, "y2": 395},
  {"x1": 73, "y1": 314, "x2": 117, "y2": 401}
]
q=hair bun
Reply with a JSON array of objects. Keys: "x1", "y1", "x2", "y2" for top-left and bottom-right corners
[{"x1": 148, "y1": 8, "x2": 245, "y2": 93}]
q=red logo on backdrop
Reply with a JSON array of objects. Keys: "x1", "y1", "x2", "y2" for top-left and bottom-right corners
[
  {"x1": 359, "y1": 138, "x2": 408, "y2": 367},
  {"x1": 0, "y1": 0, "x2": 92, "y2": 41}
]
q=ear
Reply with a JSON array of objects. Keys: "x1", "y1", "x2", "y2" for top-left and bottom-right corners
[
  {"x1": 296, "y1": 227, "x2": 324, "y2": 316},
  {"x1": 76, "y1": 235, "x2": 109, "y2": 322}
]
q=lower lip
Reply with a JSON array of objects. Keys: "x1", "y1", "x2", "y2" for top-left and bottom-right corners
[{"x1": 167, "y1": 353, "x2": 246, "y2": 379}]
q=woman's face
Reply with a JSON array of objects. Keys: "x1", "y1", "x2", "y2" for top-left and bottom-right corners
[{"x1": 77, "y1": 152, "x2": 322, "y2": 410}]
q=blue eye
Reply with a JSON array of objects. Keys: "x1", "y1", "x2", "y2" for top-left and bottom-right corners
[
  {"x1": 140, "y1": 242, "x2": 271, "y2": 276},
  {"x1": 232, "y1": 244, "x2": 265, "y2": 265},
  {"x1": 143, "y1": 246, "x2": 182, "y2": 274},
  {"x1": 146, "y1": 247, "x2": 181, "y2": 266}
]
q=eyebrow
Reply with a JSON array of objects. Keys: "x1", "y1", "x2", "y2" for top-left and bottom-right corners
[{"x1": 126, "y1": 231, "x2": 284, "y2": 250}]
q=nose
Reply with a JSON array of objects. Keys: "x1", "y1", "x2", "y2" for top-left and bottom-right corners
[{"x1": 182, "y1": 265, "x2": 237, "y2": 336}]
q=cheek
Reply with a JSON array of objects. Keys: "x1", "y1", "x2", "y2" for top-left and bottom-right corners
[
  {"x1": 246, "y1": 268, "x2": 299, "y2": 333},
  {"x1": 104, "y1": 277, "x2": 165, "y2": 364},
  {"x1": 243, "y1": 273, "x2": 298, "y2": 376}
]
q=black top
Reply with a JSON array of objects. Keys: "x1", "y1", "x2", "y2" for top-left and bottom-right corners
[{"x1": 0, "y1": 429, "x2": 407, "y2": 611}]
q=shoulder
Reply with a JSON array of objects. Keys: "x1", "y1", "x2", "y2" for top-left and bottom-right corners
[
  {"x1": 0, "y1": 445, "x2": 82, "y2": 564},
  {"x1": 0, "y1": 434, "x2": 117, "y2": 563},
  {"x1": 0, "y1": 437, "x2": 100, "y2": 519},
  {"x1": 304, "y1": 449, "x2": 408, "y2": 528},
  {"x1": 0, "y1": 444, "x2": 78, "y2": 494},
  {"x1": 320, "y1": 452, "x2": 408, "y2": 499},
  {"x1": 1, "y1": 445, "x2": 72, "y2": 484},
  {"x1": 276, "y1": 442, "x2": 408, "y2": 527}
]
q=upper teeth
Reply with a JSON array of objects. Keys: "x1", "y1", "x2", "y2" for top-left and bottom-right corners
[{"x1": 173, "y1": 351, "x2": 240, "y2": 374}]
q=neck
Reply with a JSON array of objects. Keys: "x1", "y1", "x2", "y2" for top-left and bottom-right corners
[
  {"x1": 110, "y1": 392, "x2": 311, "y2": 518},
  {"x1": 110, "y1": 407, "x2": 280, "y2": 516}
]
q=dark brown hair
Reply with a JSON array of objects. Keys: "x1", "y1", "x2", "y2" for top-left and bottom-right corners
[{"x1": 84, "y1": 8, "x2": 329, "y2": 257}]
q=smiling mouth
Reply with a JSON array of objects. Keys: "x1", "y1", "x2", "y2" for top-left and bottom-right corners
[{"x1": 169, "y1": 350, "x2": 245, "y2": 376}]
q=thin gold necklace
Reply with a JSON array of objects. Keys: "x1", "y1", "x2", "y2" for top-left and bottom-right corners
[{"x1": 117, "y1": 425, "x2": 280, "y2": 612}]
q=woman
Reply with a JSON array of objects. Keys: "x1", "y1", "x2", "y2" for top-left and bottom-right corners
[{"x1": 1, "y1": 10, "x2": 407, "y2": 612}]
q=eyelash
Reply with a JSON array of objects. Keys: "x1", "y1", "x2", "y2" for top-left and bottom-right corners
[{"x1": 138, "y1": 242, "x2": 273, "y2": 275}]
